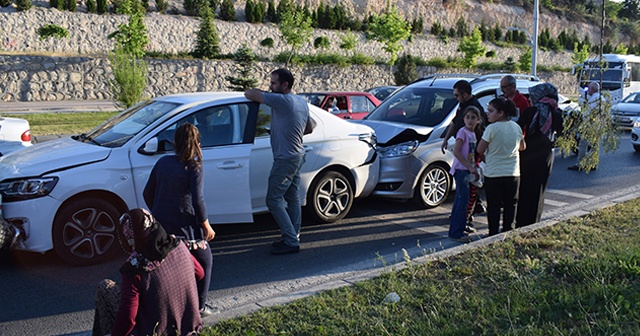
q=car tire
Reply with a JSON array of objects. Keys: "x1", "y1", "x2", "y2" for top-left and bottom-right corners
[
  {"x1": 53, "y1": 198, "x2": 122, "y2": 266},
  {"x1": 634, "y1": 144, "x2": 640, "y2": 152},
  {"x1": 412, "y1": 163, "x2": 451, "y2": 208},
  {"x1": 306, "y1": 171, "x2": 353, "y2": 223}
]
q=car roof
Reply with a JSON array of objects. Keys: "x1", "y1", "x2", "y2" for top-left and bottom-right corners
[
  {"x1": 154, "y1": 92, "x2": 246, "y2": 105},
  {"x1": 405, "y1": 73, "x2": 542, "y2": 93},
  {"x1": 299, "y1": 91, "x2": 372, "y2": 95}
]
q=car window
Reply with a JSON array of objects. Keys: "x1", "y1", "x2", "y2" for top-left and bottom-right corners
[
  {"x1": 298, "y1": 94, "x2": 325, "y2": 107},
  {"x1": 366, "y1": 98, "x2": 377, "y2": 112},
  {"x1": 351, "y1": 96, "x2": 369, "y2": 113},
  {"x1": 622, "y1": 92, "x2": 640, "y2": 103},
  {"x1": 475, "y1": 90, "x2": 497, "y2": 113},
  {"x1": 256, "y1": 103, "x2": 272, "y2": 137},
  {"x1": 156, "y1": 103, "x2": 250, "y2": 151},
  {"x1": 366, "y1": 87, "x2": 454, "y2": 127},
  {"x1": 336, "y1": 96, "x2": 348, "y2": 112}
]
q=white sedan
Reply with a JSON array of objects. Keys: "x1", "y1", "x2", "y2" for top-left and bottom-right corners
[
  {"x1": 0, "y1": 116, "x2": 32, "y2": 156},
  {"x1": 0, "y1": 92, "x2": 379, "y2": 265}
]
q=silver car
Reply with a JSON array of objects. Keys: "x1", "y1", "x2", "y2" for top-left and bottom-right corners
[
  {"x1": 612, "y1": 91, "x2": 640, "y2": 130},
  {"x1": 359, "y1": 73, "x2": 543, "y2": 208}
]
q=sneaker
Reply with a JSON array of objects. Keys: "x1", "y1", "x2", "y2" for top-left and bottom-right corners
[
  {"x1": 200, "y1": 304, "x2": 219, "y2": 318},
  {"x1": 464, "y1": 225, "x2": 476, "y2": 233},
  {"x1": 450, "y1": 235, "x2": 472, "y2": 243},
  {"x1": 271, "y1": 243, "x2": 300, "y2": 255},
  {"x1": 272, "y1": 239, "x2": 286, "y2": 247}
]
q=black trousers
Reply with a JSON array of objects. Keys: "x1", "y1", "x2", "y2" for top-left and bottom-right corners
[
  {"x1": 516, "y1": 146, "x2": 553, "y2": 227},
  {"x1": 484, "y1": 176, "x2": 520, "y2": 236}
]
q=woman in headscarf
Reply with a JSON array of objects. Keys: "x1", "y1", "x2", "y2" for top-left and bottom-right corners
[
  {"x1": 516, "y1": 83, "x2": 563, "y2": 227},
  {"x1": 92, "y1": 208, "x2": 204, "y2": 336}
]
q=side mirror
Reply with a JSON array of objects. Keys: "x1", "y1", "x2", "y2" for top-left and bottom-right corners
[{"x1": 138, "y1": 137, "x2": 159, "y2": 155}]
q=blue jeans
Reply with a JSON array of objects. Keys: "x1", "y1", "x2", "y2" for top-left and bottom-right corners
[
  {"x1": 266, "y1": 155, "x2": 305, "y2": 247},
  {"x1": 449, "y1": 170, "x2": 470, "y2": 239}
]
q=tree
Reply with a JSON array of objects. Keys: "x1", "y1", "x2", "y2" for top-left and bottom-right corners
[
  {"x1": 97, "y1": 0, "x2": 107, "y2": 14},
  {"x1": 64, "y1": 0, "x2": 76, "y2": 12},
  {"x1": 15, "y1": 0, "x2": 32, "y2": 11},
  {"x1": 393, "y1": 53, "x2": 418, "y2": 85},
  {"x1": 50, "y1": 0, "x2": 63, "y2": 10},
  {"x1": 367, "y1": 5, "x2": 411, "y2": 66},
  {"x1": 219, "y1": 0, "x2": 236, "y2": 21},
  {"x1": 108, "y1": 0, "x2": 148, "y2": 58},
  {"x1": 614, "y1": 43, "x2": 628, "y2": 54},
  {"x1": 455, "y1": 16, "x2": 468, "y2": 38},
  {"x1": 245, "y1": 0, "x2": 255, "y2": 22},
  {"x1": 458, "y1": 27, "x2": 486, "y2": 68},
  {"x1": 225, "y1": 45, "x2": 259, "y2": 91},
  {"x1": 266, "y1": 0, "x2": 276, "y2": 22},
  {"x1": 109, "y1": 48, "x2": 148, "y2": 108},
  {"x1": 572, "y1": 42, "x2": 590, "y2": 65},
  {"x1": 518, "y1": 47, "x2": 532, "y2": 72},
  {"x1": 193, "y1": 4, "x2": 220, "y2": 59},
  {"x1": 278, "y1": 10, "x2": 313, "y2": 66},
  {"x1": 619, "y1": 0, "x2": 640, "y2": 20}
]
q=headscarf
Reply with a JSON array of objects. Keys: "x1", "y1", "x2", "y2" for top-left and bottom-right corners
[
  {"x1": 119, "y1": 208, "x2": 180, "y2": 277},
  {"x1": 528, "y1": 83, "x2": 558, "y2": 140}
]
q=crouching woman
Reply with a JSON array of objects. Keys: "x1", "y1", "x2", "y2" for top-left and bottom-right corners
[{"x1": 92, "y1": 208, "x2": 203, "y2": 336}]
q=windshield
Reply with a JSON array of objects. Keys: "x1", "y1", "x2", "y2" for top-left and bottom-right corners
[
  {"x1": 364, "y1": 87, "x2": 456, "y2": 127},
  {"x1": 580, "y1": 67, "x2": 623, "y2": 83},
  {"x1": 298, "y1": 93, "x2": 326, "y2": 107},
  {"x1": 621, "y1": 92, "x2": 640, "y2": 104},
  {"x1": 80, "y1": 100, "x2": 179, "y2": 148}
]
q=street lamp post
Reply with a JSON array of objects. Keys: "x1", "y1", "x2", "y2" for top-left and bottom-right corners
[{"x1": 508, "y1": 0, "x2": 539, "y2": 76}]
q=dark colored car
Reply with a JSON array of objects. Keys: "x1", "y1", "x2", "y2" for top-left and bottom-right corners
[
  {"x1": 365, "y1": 85, "x2": 401, "y2": 101},
  {"x1": 298, "y1": 92, "x2": 381, "y2": 120}
]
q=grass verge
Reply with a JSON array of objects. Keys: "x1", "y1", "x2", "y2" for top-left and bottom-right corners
[
  {"x1": 203, "y1": 198, "x2": 640, "y2": 335},
  {"x1": 3, "y1": 112, "x2": 118, "y2": 136}
]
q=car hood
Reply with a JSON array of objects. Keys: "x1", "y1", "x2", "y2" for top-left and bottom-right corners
[
  {"x1": 0, "y1": 137, "x2": 110, "y2": 178},
  {"x1": 357, "y1": 120, "x2": 432, "y2": 146},
  {"x1": 613, "y1": 103, "x2": 640, "y2": 114}
]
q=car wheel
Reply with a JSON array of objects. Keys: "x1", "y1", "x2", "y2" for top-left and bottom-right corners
[
  {"x1": 634, "y1": 144, "x2": 640, "y2": 152},
  {"x1": 53, "y1": 198, "x2": 122, "y2": 266},
  {"x1": 306, "y1": 171, "x2": 353, "y2": 223},
  {"x1": 412, "y1": 163, "x2": 451, "y2": 208}
]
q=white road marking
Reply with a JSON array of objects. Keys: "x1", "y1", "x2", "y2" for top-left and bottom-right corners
[
  {"x1": 544, "y1": 199, "x2": 568, "y2": 207},
  {"x1": 546, "y1": 189, "x2": 593, "y2": 199}
]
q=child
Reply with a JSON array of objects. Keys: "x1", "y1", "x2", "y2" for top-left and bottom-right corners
[
  {"x1": 448, "y1": 106, "x2": 482, "y2": 242},
  {"x1": 477, "y1": 98, "x2": 526, "y2": 236}
]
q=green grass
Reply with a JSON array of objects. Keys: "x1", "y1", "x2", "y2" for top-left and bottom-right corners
[
  {"x1": 2, "y1": 112, "x2": 118, "y2": 136},
  {"x1": 203, "y1": 198, "x2": 640, "y2": 335}
]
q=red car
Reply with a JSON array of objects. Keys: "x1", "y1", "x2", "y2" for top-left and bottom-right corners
[{"x1": 298, "y1": 91, "x2": 381, "y2": 120}]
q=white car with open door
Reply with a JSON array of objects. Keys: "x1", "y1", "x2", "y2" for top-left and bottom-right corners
[{"x1": 0, "y1": 92, "x2": 379, "y2": 265}]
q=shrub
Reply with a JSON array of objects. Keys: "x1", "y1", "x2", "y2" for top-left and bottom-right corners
[
  {"x1": 49, "y1": 0, "x2": 62, "y2": 9},
  {"x1": 86, "y1": 0, "x2": 96, "y2": 12},
  {"x1": 260, "y1": 37, "x2": 274, "y2": 48},
  {"x1": 16, "y1": 0, "x2": 32, "y2": 11},
  {"x1": 476, "y1": 61, "x2": 502, "y2": 70},
  {"x1": 313, "y1": 36, "x2": 329, "y2": 49},
  {"x1": 63, "y1": 0, "x2": 76, "y2": 12},
  {"x1": 393, "y1": 53, "x2": 418, "y2": 85},
  {"x1": 184, "y1": 0, "x2": 206, "y2": 16},
  {"x1": 225, "y1": 45, "x2": 258, "y2": 91},
  {"x1": 155, "y1": 0, "x2": 167, "y2": 13},
  {"x1": 0, "y1": 0, "x2": 11, "y2": 6},
  {"x1": 485, "y1": 50, "x2": 496, "y2": 58},
  {"x1": 426, "y1": 57, "x2": 448, "y2": 69},
  {"x1": 349, "y1": 53, "x2": 375, "y2": 65},
  {"x1": 109, "y1": 49, "x2": 148, "y2": 109},
  {"x1": 219, "y1": 0, "x2": 236, "y2": 21},
  {"x1": 37, "y1": 24, "x2": 70, "y2": 40},
  {"x1": 96, "y1": 0, "x2": 106, "y2": 13}
]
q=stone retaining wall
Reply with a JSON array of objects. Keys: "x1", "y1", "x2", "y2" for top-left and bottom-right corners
[{"x1": 0, "y1": 55, "x2": 578, "y2": 102}]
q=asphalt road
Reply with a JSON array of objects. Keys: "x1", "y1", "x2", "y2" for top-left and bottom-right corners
[{"x1": 0, "y1": 133, "x2": 639, "y2": 336}]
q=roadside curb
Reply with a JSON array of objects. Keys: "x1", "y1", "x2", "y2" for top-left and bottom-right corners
[{"x1": 202, "y1": 184, "x2": 640, "y2": 326}]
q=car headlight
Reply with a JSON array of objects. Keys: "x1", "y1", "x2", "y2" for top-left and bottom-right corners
[
  {"x1": 377, "y1": 140, "x2": 419, "y2": 158},
  {"x1": 634, "y1": 120, "x2": 640, "y2": 128},
  {"x1": 0, "y1": 177, "x2": 59, "y2": 201},
  {"x1": 358, "y1": 132, "x2": 377, "y2": 147}
]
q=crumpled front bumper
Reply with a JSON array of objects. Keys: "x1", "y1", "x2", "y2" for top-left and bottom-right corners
[{"x1": 0, "y1": 217, "x2": 21, "y2": 252}]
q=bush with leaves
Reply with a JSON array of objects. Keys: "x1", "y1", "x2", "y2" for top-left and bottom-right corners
[
  {"x1": 86, "y1": 0, "x2": 96, "y2": 12},
  {"x1": 278, "y1": 11, "x2": 313, "y2": 66},
  {"x1": 219, "y1": 0, "x2": 236, "y2": 21},
  {"x1": 339, "y1": 30, "x2": 358, "y2": 56},
  {"x1": 394, "y1": 53, "x2": 418, "y2": 85},
  {"x1": 109, "y1": 48, "x2": 148, "y2": 109},
  {"x1": 155, "y1": 0, "x2": 167, "y2": 13},
  {"x1": 313, "y1": 36, "x2": 329, "y2": 49},
  {"x1": 63, "y1": 0, "x2": 76, "y2": 12},
  {"x1": 184, "y1": 0, "x2": 207, "y2": 16},
  {"x1": 49, "y1": 0, "x2": 62, "y2": 9},
  {"x1": 368, "y1": 5, "x2": 411, "y2": 66},
  {"x1": 225, "y1": 45, "x2": 258, "y2": 91},
  {"x1": 260, "y1": 37, "x2": 274, "y2": 48},
  {"x1": 97, "y1": 0, "x2": 107, "y2": 13},
  {"x1": 0, "y1": 0, "x2": 11, "y2": 6},
  {"x1": 458, "y1": 27, "x2": 485, "y2": 68},
  {"x1": 518, "y1": 48, "x2": 532, "y2": 73},
  {"x1": 193, "y1": 4, "x2": 220, "y2": 59},
  {"x1": 108, "y1": 0, "x2": 148, "y2": 58},
  {"x1": 37, "y1": 24, "x2": 70, "y2": 40},
  {"x1": 503, "y1": 56, "x2": 517, "y2": 72},
  {"x1": 16, "y1": 0, "x2": 32, "y2": 11}
]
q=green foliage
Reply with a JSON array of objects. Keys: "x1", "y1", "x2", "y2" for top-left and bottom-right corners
[
  {"x1": 426, "y1": 57, "x2": 448, "y2": 69},
  {"x1": 266, "y1": 0, "x2": 276, "y2": 22},
  {"x1": 455, "y1": 16, "x2": 468, "y2": 38},
  {"x1": 278, "y1": 10, "x2": 313, "y2": 66},
  {"x1": 339, "y1": 30, "x2": 358, "y2": 56},
  {"x1": 260, "y1": 37, "x2": 274, "y2": 48},
  {"x1": 503, "y1": 56, "x2": 517, "y2": 72},
  {"x1": 108, "y1": 0, "x2": 148, "y2": 59},
  {"x1": 518, "y1": 47, "x2": 532, "y2": 72},
  {"x1": 0, "y1": 0, "x2": 11, "y2": 6},
  {"x1": 245, "y1": 0, "x2": 256, "y2": 22},
  {"x1": 155, "y1": 0, "x2": 167, "y2": 13},
  {"x1": 393, "y1": 53, "x2": 418, "y2": 85},
  {"x1": 368, "y1": 5, "x2": 411, "y2": 65},
  {"x1": 63, "y1": 0, "x2": 76, "y2": 12},
  {"x1": 485, "y1": 50, "x2": 496, "y2": 58},
  {"x1": 193, "y1": 4, "x2": 220, "y2": 59},
  {"x1": 184, "y1": 0, "x2": 207, "y2": 16},
  {"x1": 614, "y1": 43, "x2": 628, "y2": 54},
  {"x1": 109, "y1": 49, "x2": 148, "y2": 109},
  {"x1": 219, "y1": 0, "x2": 236, "y2": 21},
  {"x1": 15, "y1": 0, "x2": 32, "y2": 11},
  {"x1": 458, "y1": 27, "x2": 486, "y2": 68},
  {"x1": 410, "y1": 15, "x2": 423, "y2": 34},
  {"x1": 37, "y1": 24, "x2": 70, "y2": 40},
  {"x1": 275, "y1": 0, "x2": 293, "y2": 23},
  {"x1": 349, "y1": 52, "x2": 375, "y2": 65},
  {"x1": 86, "y1": 0, "x2": 96, "y2": 13},
  {"x1": 49, "y1": 0, "x2": 62, "y2": 10},
  {"x1": 556, "y1": 91, "x2": 619, "y2": 171},
  {"x1": 492, "y1": 23, "x2": 502, "y2": 42},
  {"x1": 313, "y1": 36, "x2": 329, "y2": 49},
  {"x1": 430, "y1": 21, "x2": 442, "y2": 36},
  {"x1": 225, "y1": 45, "x2": 259, "y2": 91},
  {"x1": 96, "y1": 0, "x2": 107, "y2": 14}
]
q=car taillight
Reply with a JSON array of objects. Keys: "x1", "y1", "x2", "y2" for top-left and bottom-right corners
[{"x1": 21, "y1": 130, "x2": 31, "y2": 142}]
